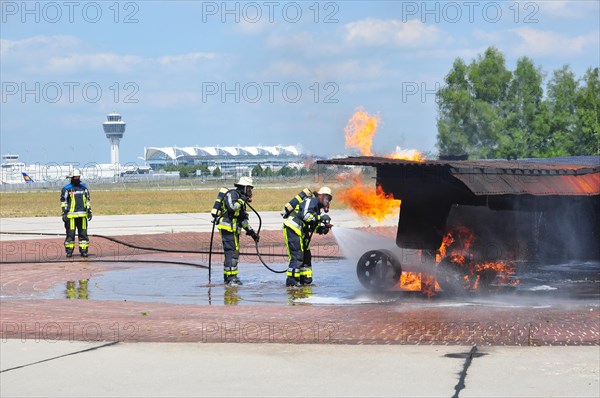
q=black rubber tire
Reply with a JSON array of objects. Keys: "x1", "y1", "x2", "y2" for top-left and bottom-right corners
[{"x1": 356, "y1": 249, "x2": 402, "y2": 290}]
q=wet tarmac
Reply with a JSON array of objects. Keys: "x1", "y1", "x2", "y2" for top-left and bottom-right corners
[{"x1": 28, "y1": 259, "x2": 599, "y2": 309}]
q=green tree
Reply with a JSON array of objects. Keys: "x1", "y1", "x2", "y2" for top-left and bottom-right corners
[
  {"x1": 545, "y1": 65, "x2": 579, "y2": 156},
  {"x1": 469, "y1": 47, "x2": 512, "y2": 105},
  {"x1": 278, "y1": 166, "x2": 297, "y2": 177},
  {"x1": 574, "y1": 67, "x2": 600, "y2": 155},
  {"x1": 252, "y1": 164, "x2": 264, "y2": 177},
  {"x1": 197, "y1": 165, "x2": 210, "y2": 176},
  {"x1": 498, "y1": 57, "x2": 546, "y2": 158},
  {"x1": 212, "y1": 166, "x2": 222, "y2": 177},
  {"x1": 436, "y1": 48, "x2": 595, "y2": 158},
  {"x1": 436, "y1": 58, "x2": 473, "y2": 156},
  {"x1": 437, "y1": 47, "x2": 511, "y2": 158}
]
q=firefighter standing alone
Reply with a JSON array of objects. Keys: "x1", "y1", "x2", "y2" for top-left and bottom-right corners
[
  {"x1": 215, "y1": 176, "x2": 259, "y2": 285},
  {"x1": 283, "y1": 187, "x2": 333, "y2": 287},
  {"x1": 60, "y1": 169, "x2": 92, "y2": 257}
]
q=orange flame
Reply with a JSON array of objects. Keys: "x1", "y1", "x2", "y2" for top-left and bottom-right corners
[
  {"x1": 400, "y1": 272, "x2": 421, "y2": 291},
  {"x1": 399, "y1": 272, "x2": 441, "y2": 296},
  {"x1": 386, "y1": 146, "x2": 426, "y2": 162},
  {"x1": 436, "y1": 232, "x2": 455, "y2": 263},
  {"x1": 436, "y1": 226, "x2": 520, "y2": 291},
  {"x1": 337, "y1": 176, "x2": 400, "y2": 222},
  {"x1": 475, "y1": 261, "x2": 520, "y2": 286},
  {"x1": 344, "y1": 107, "x2": 380, "y2": 156}
]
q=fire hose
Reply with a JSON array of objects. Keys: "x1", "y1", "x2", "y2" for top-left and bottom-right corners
[
  {"x1": 2, "y1": 193, "x2": 342, "y2": 278},
  {"x1": 0, "y1": 230, "x2": 343, "y2": 266},
  {"x1": 245, "y1": 201, "x2": 287, "y2": 274}
]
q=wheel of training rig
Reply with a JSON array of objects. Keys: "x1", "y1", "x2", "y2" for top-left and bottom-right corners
[
  {"x1": 356, "y1": 249, "x2": 402, "y2": 290},
  {"x1": 436, "y1": 257, "x2": 468, "y2": 295}
]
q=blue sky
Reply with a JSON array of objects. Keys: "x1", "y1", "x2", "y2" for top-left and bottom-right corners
[{"x1": 1, "y1": 0, "x2": 598, "y2": 165}]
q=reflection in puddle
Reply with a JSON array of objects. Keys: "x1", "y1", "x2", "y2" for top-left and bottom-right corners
[
  {"x1": 287, "y1": 286, "x2": 313, "y2": 305},
  {"x1": 65, "y1": 279, "x2": 89, "y2": 300},
  {"x1": 224, "y1": 286, "x2": 240, "y2": 305}
]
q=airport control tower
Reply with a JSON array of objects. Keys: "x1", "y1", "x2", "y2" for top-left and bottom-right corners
[{"x1": 102, "y1": 113, "x2": 126, "y2": 165}]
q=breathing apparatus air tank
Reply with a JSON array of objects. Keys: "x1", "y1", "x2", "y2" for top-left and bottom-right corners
[
  {"x1": 211, "y1": 187, "x2": 229, "y2": 219},
  {"x1": 282, "y1": 188, "x2": 313, "y2": 218}
]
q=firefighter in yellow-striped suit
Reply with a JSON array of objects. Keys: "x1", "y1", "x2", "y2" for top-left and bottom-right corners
[
  {"x1": 216, "y1": 176, "x2": 259, "y2": 285},
  {"x1": 60, "y1": 169, "x2": 92, "y2": 258},
  {"x1": 283, "y1": 187, "x2": 333, "y2": 287}
]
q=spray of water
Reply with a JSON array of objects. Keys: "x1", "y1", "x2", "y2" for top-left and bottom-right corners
[{"x1": 332, "y1": 227, "x2": 397, "y2": 262}]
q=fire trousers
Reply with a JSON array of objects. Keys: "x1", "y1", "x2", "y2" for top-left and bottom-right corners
[
  {"x1": 220, "y1": 230, "x2": 240, "y2": 280},
  {"x1": 64, "y1": 216, "x2": 89, "y2": 254},
  {"x1": 284, "y1": 226, "x2": 313, "y2": 283}
]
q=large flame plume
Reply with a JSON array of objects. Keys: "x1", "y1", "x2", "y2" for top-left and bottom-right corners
[
  {"x1": 339, "y1": 108, "x2": 425, "y2": 222},
  {"x1": 337, "y1": 176, "x2": 400, "y2": 222},
  {"x1": 344, "y1": 107, "x2": 380, "y2": 156}
]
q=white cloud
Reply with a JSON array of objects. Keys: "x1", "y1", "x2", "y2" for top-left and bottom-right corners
[
  {"x1": 0, "y1": 35, "x2": 81, "y2": 57},
  {"x1": 537, "y1": 0, "x2": 599, "y2": 18},
  {"x1": 46, "y1": 53, "x2": 144, "y2": 74},
  {"x1": 264, "y1": 59, "x2": 385, "y2": 82},
  {"x1": 158, "y1": 52, "x2": 217, "y2": 66},
  {"x1": 511, "y1": 28, "x2": 599, "y2": 56},
  {"x1": 235, "y1": 18, "x2": 273, "y2": 34},
  {"x1": 1, "y1": 35, "x2": 144, "y2": 74},
  {"x1": 344, "y1": 18, "x2": 441, "y2": 47},
  {"x1": 265, "y1": 30, "x2": 347, "y2": 58}
]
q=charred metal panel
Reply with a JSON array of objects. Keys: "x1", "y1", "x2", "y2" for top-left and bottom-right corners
[
  {"x1": 317, "y1": 156, "x2": 600, "y2": 259},
  {"x1": 396, "y1": 200, "x2": 452, "y2": 250},
  {"x1": 319, "y1": 156, "x2": 600, "y2": 197},
  {"x1": 451, "y1": 172, "x2": 600, "y2": 196},
  {"x1": 376, "y1": 164, "x2": 475, "y2": 203}
]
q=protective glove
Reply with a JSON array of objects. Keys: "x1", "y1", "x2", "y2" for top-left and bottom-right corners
[
  {"x1": 247, "y1": 229, "x2": 259, "y2": 243},
  {"x1": 62, "y1": 212, "x2": 68, "y2": 223},
  {"x1": 316, "y1": 225, "x2": 330, "y2": 235},
  {"x1": 320, "y1": 214, "x2": 331, "y2": 224},
  {"x1": 87, "y1": 211, "x2": 93, "y2": 221}
]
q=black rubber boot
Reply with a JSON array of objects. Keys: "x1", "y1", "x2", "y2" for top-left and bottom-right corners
[
  {"x1": 225, "y1": 275, "x2": 243, "y2": 286},
  {"x1": 286, "y1": 277, "x2": 301, "y2": 287}
]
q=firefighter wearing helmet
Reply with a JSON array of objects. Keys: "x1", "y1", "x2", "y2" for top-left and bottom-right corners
[
  {"x1": 215, "y1": 176, "x2": 259, "y2": 285},
  {"x1": 283, "y1": 186, "x2": 333, "y2": 287},
  {"x1": 60, "y1": 169, "x2": 92, "y2": 257}
]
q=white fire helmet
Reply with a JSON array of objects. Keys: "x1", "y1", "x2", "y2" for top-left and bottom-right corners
[
  {"x1": 235, "y1": 176, "x2": 254, "y2": 188},
  {"x1": 71, "y1": 169, "x2": 82, "y2": 178},
  {"x1": 318, "y1": 186, "x2": 332, "y2": 198}
]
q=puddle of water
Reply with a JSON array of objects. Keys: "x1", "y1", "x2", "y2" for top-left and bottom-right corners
[{"x1": 21, "y1": 258, "x2": 596, "y2": 308}]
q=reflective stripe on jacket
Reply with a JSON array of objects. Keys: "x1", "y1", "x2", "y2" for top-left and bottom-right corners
[
  {"x1": 283, "y1": 197, "x2": 321, "y2": 237},
  {"x1": 60, "y1": 183, "x2": 91, "y2": 217},
  {"x1": 217, "y1": 189, "x2": 250, "y2": 234}
]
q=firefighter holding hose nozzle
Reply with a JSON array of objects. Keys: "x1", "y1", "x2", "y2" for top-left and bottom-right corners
[
  {"x1": 214, "y1": 176, "x2": 259, "y2": 286},
  {"x1": 283, "y1": 186, "x2": 333, "y2": 287}
]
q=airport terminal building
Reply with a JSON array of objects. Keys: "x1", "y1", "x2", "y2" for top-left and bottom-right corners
[{"x1": 144, "y1": 145, "x2": 309, "y2": 175}]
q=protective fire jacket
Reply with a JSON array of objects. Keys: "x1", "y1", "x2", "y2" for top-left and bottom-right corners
[
  {"x1": 60, "y1": 183, "x2": 91, "y2": 218},
  {"x1": 217, "y1": 189, "x2": 252, "y2": 234},
  {"x1": 283, "y1": 197, "x2": 324, "y2": 237}
]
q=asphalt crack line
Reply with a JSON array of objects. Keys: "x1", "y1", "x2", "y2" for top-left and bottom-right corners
[
  {"x1": 452, "y1": 345, "x2": 478, "y2": 398},
  {"x1": 1, "y1": 341, "x2": 119, "y2": 373}
]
